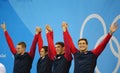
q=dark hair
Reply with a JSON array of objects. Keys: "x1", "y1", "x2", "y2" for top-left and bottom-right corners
[
  {"x1": 42, "y1": 46, "x2": 48, "y2": 53},
  {"x1": 17, "y1": 42, "x2": 26, "y2": 48},
  {"x1": 55, "y1": 42, "x2": 64, "y2": 47},
  {"x1": 78, "y1": 38, "x2": 88, "y2": 45}
]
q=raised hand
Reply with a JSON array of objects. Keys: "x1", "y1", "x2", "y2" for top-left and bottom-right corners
[
  {"x1": 0, "y1": 22, "x2": 6, "y2": 32},
  {"x1": 109, "y1": 22, "x2": 119, "y2": 35},
  {"x1": 45, "y1": 24, "x2": 52, "y2": 33},
  {"x1": 62, "y1": 21, "x2": 68, "y2": 32},
  {"x1": 36, "y1": 26, "x2": 41, "y2": 35}
]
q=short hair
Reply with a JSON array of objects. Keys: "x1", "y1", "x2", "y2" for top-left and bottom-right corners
[
  {"x1": 55, "y1": 42, "x2": 64, "y2": 47},
  {"x1": 17, "y1": 42, "x2": 26, "y2": 48},
  {"x1": 42, "y1": 46, "x2": 48, "y2": 53},
  {"x1": 78, "y1": 38, "x2": 88, "y2": 45}
]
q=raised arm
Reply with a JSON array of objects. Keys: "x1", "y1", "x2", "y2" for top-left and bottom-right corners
[
  {"x1": 63, "y1": 31, "x2": 72, "y2": 61},
  {"x1": 50, "y1": 30, "x2": 54, "y2": 41},
  {"x1": 91, "y1": 23, "x2": 119, "y2": 56},
  {"x1": 62, "y1": 22, "x2": 79, "y2": 54},
  {"x1": 37, "y1": 28, "x2": 43, "y2": 54},
  {"x1": 46, "y1": 25, "x2": 56, "y2": 60},
  {"x1": 46, "y1": 24, "x2": 54, "y2": 41},
  {"x1": 1, "y1": 23, "x2": 17, "y2": 55},
  {"x1": 28, "y1": 27, "x2": 40, "y2": 58}
]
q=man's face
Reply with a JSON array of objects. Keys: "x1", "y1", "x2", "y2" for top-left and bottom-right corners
[
  {"x1": 16, "y1": 45, "x2": 25, "y2": 54},
  {"x1": 55, "y1": 44, "x2": 64, "y2": 55},
  {"x1": 40, "y1": 48, "x2": 47, "y2": 57},
  {"x1": 78, "y1": 40, "x2": 88, "y2": 52}
]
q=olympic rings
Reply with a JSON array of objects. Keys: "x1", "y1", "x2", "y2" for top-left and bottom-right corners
[{"x1": 80, "y1": 14, "x2": 120, "y2": 73}]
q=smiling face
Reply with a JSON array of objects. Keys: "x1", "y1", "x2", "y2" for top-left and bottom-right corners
[
  {"x1": 55, "y1": 42, "x2": 64, "y2": 55},
  {"x1": 16, "y1": 45, "x2": 25, "y2": 54},
  {"x1": 55, "y1": 44, "x2": 64, "y2": 55},
  {"x1": 78, "y1": 39, "x2": 88, "y2": 52},
  {"x1": 16, "y1": 42, "x2": 26, "y2": 55},
  {"x1": 39, "y1": 46, "x2": 48, "y2": 58},
  {"x1": 40, "y1": 48, "x2": 46, "y2": 57}
]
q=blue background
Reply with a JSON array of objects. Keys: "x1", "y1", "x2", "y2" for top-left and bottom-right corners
[{"x1": 0, "y1": 0, "x2": 120, "y2": 73}]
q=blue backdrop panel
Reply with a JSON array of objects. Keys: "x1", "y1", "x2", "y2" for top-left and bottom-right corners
[{"x1": 0, "y1": 0, "x2": 120, "y2": 73}]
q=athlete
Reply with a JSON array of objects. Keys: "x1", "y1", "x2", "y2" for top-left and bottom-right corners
[
  {"x1": 62, "y1": 22, "x2": 118, "y2": 73},
  {"x1": 0, "y1": 22, "x2": 40, "y2": 73},
  {"x1": 46, "y1": 25, "x2": 72, "y2": 73},
  {"x1": 37, "y1": 27, "x2": 53, "y2": 73}
]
